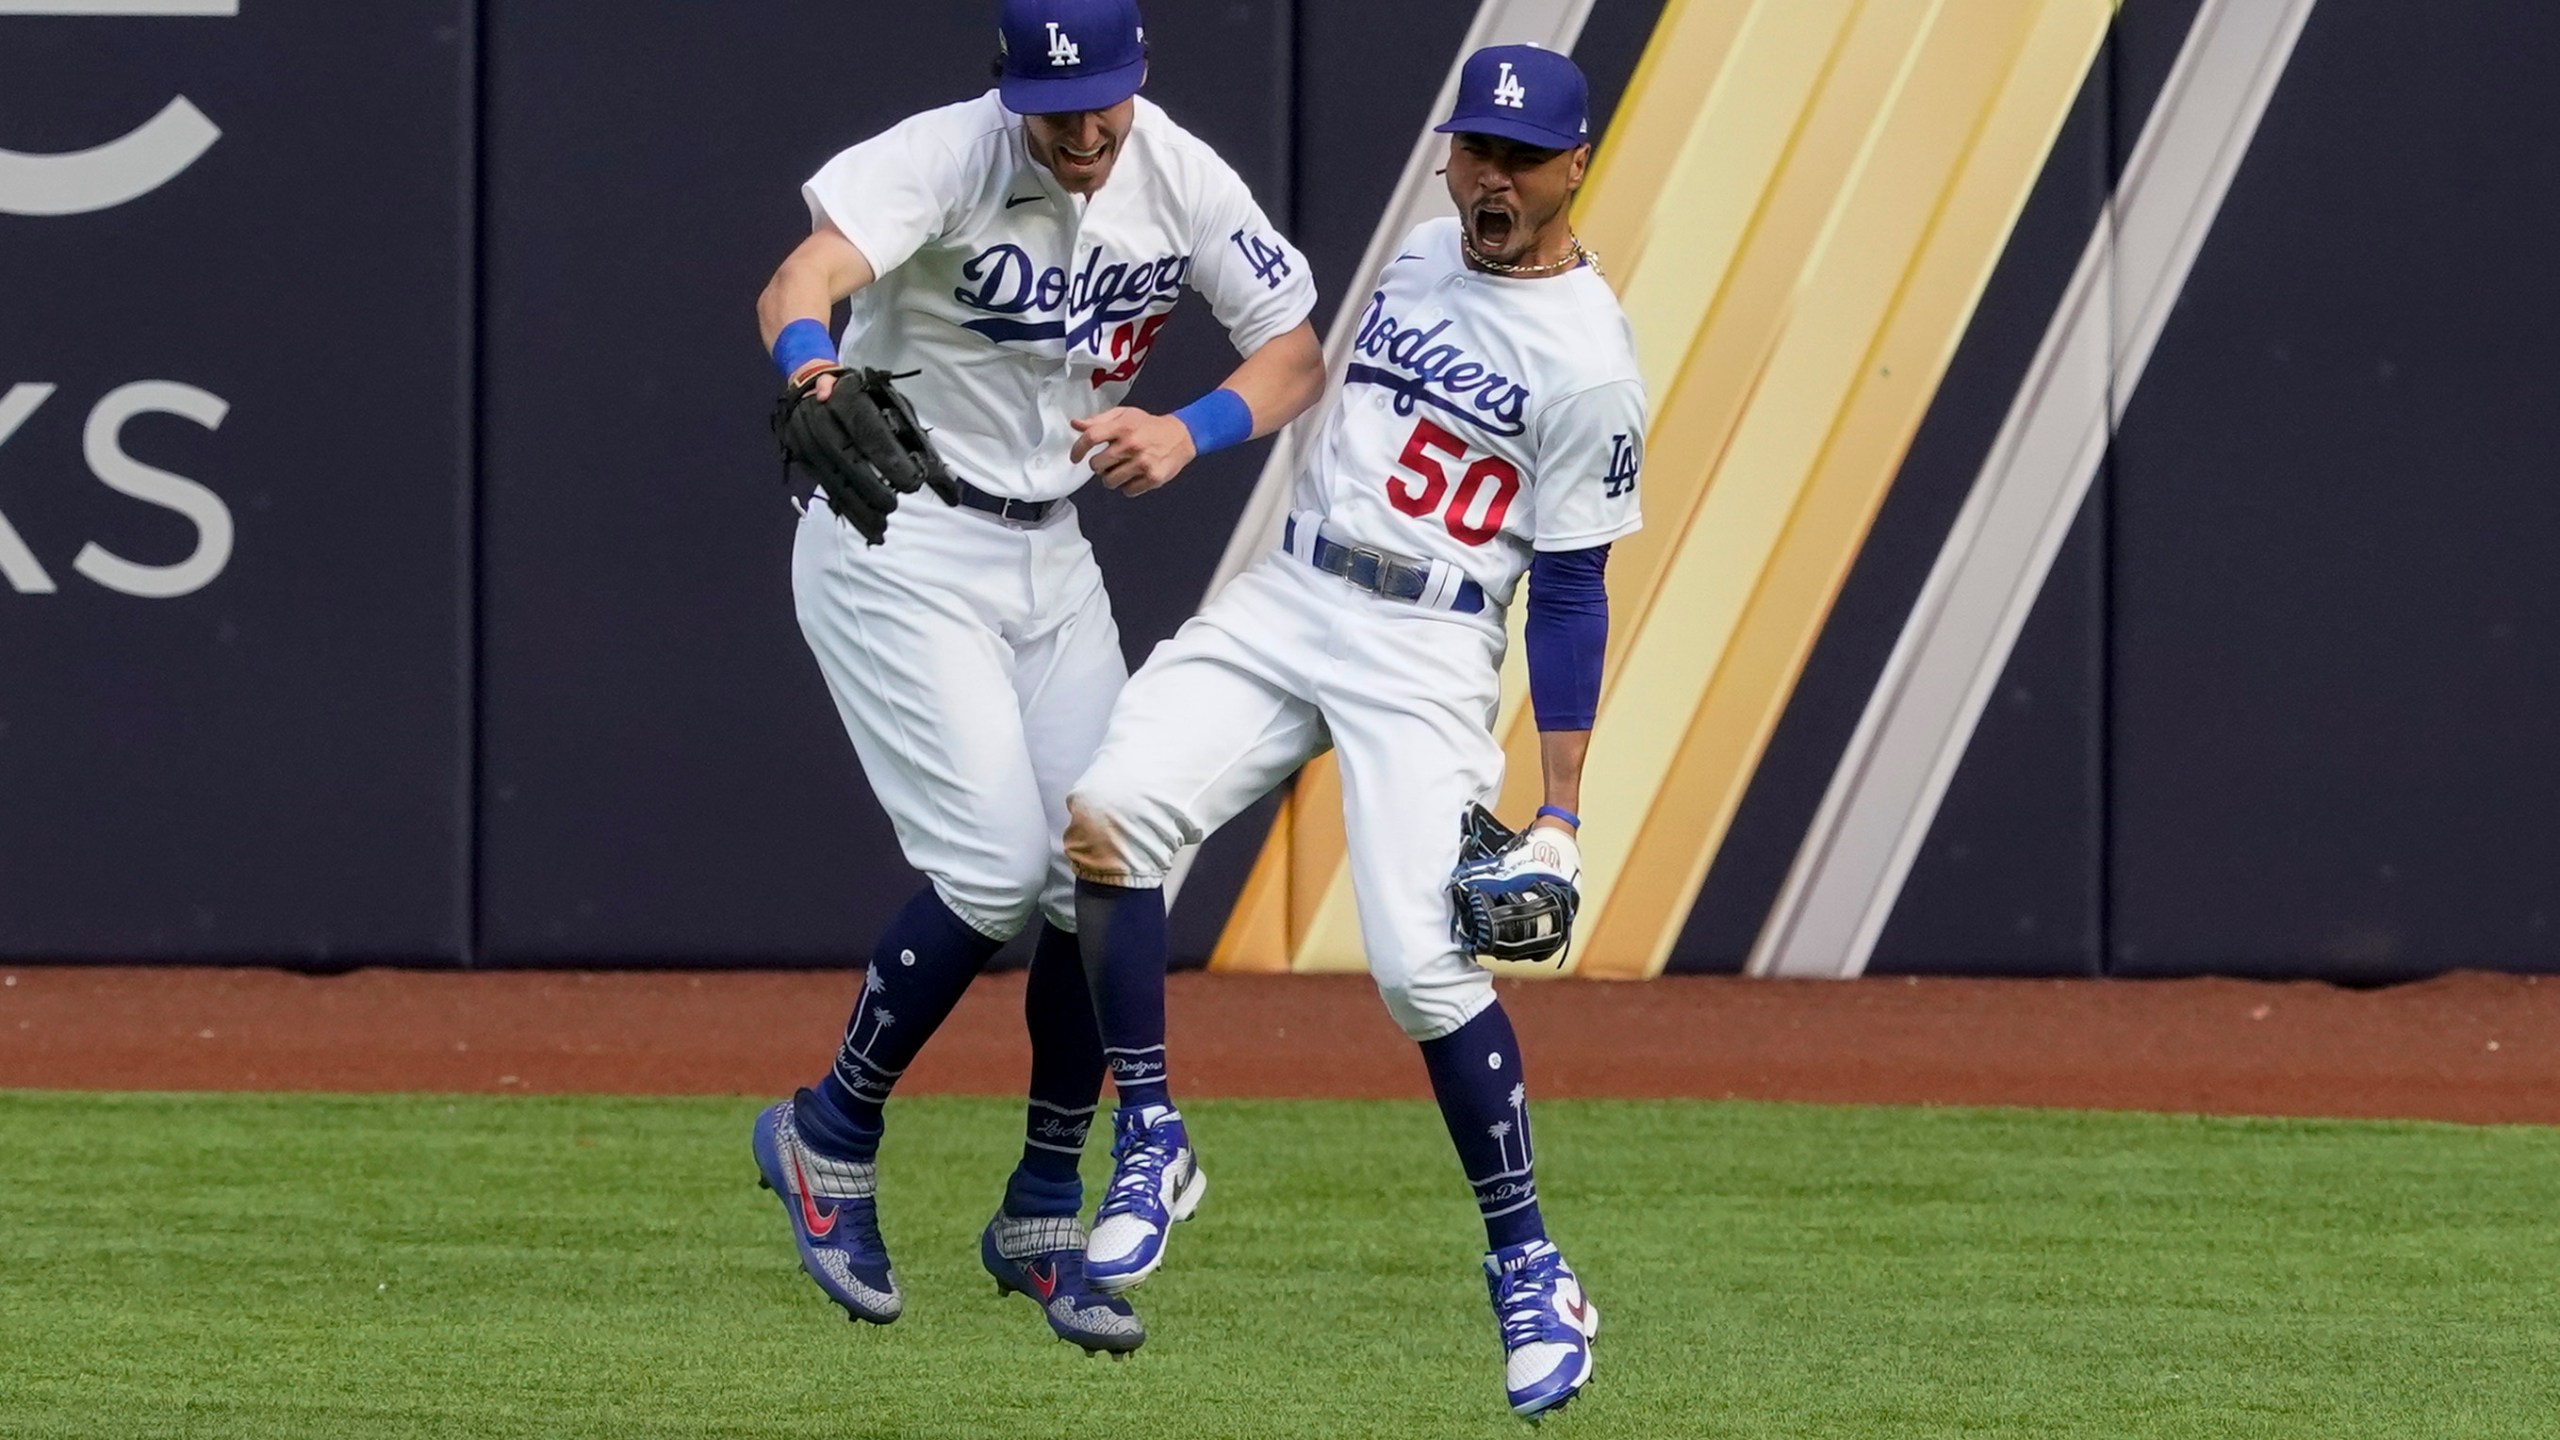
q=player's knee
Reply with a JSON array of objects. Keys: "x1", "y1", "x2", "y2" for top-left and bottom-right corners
[
  {"x1": 1064, "y1": 786, "x2": 1172, "y2": 886},
  {"x1": 935, "y1": 880, "x2": 1039, "y2": 943},
  {"x1": 1374, "y1": 966, "x2": 1497, "y2": 1042},
  {"x1": 934, "y1": 839, "x2": 1052, "y2": 943}
]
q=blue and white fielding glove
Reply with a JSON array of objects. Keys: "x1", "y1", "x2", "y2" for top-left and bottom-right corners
[{"x1": 1447, "y1": 804, "x2": 1582, "y2": 967}]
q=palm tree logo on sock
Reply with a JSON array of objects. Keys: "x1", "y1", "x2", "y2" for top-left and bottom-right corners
[
  {"x1": 833, "y1": 968, "x2": 901, "y2": 1103},
  {"x1": 844, "y1": 965, "x2": 897, "y2": 1058},
  {"x1": 1471, "y1": 1081, "x2": 1539, "y2": 1215},
  {"x1": 1486, "y1": 1086, "x2": 1531, "y2": 1174},
  {"x1": 842, "y1": 969, "x2": 889, "y2": 1049}
]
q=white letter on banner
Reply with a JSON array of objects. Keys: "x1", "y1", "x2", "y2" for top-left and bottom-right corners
[
  {"x1": 73, "y1": 380, "x2": 234, "y2": 599},
  {"x1": 0, "y1": 383, "x2": 61, "y2": 594}
]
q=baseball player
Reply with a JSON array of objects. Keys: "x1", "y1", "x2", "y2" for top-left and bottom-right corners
[
  {"x1": 746, "y1": 0, "x2": 1322, "y2": 1356},
  {"x1": 1062, "y1": 46, "x2": 1637, "y2": 1418}
]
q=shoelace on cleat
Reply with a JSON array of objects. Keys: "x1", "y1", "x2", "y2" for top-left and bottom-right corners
[
  {"x1": 1495, "y1": 1257, "x2": 1577, "y2": 1350},
  {"x1": 833, "y1": 1198, "x2": 892, "y2": 1257},
  {"x1": 1097, "y1": 1116, "x2": 1176, "y2": 1221}
]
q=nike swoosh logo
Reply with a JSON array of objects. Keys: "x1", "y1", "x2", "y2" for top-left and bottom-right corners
[
  {"x1": 788, "y1": 1151, "x2": 838, "y2": 1239},
  {"x1": 1007, "y1": 194, "x2": 1043, "y2": 208},
  {"x1": 1562, "y1": 1294, "x2": 1592, "y2": 1329},
  {"x1": 1026, "y1": 1260, "x2": 1059, "y2": 1301}
]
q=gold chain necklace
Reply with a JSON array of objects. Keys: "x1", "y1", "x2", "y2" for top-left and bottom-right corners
[{"x1": 1462, "y1": 232, "x2": 1602, "y2": 278}]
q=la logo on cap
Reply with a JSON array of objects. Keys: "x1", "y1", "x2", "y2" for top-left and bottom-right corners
[
  {"x1": 1493, "y1": 61, "x2": 1527, "y2": 109},
  {"x1": 1047, "y1": 21, "x2": 1080, "y2": 66}
]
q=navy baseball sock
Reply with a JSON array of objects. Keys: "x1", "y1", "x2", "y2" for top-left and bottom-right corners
[
  {"x1": 1004, "y1": 920, "x2": 1104, "y2": 1218},
  {"x1": 1073, "y1": 879, "x2": 1172, "y2": 1114},
  {"x1": 797, "y1": 885, "x2": 1005, "y2": 1163},
  {"x1": 1418, "y1": 1001, "x2": 1548, "y2": 1252}
]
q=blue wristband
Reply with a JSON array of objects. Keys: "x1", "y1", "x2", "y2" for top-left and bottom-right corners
[
  {"x1": 1536, "y1": 805, "x2": 1581, "y2": 829},
  {"x1": 1171, "y1": 388, "x2": 1254, "y2": 456},
  {"x1": 772, "y1": 318, "x2": 837, "y2": 382}
]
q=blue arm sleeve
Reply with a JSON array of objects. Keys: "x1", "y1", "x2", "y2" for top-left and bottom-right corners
[{"x1": 1525, "y1": 545, "x2": 1610, "y2": 732}]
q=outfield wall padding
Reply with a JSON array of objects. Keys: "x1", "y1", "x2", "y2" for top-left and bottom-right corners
[{"x1": 1, "y1": 0, "x2": 2553, "y2": 977}]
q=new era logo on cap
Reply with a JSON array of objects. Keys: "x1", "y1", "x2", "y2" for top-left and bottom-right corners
[{"x1": 1437, "y1": 43, "x2": 1591, "y2": 153}]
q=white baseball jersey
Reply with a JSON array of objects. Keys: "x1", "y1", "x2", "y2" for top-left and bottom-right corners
[
  {"x1": 1292, "y1": 217, "x2": 1645, "y2": 606},
  {"x1": 1067, "y1": 225, "x2": 1651, "y2": 1037},
  {"x1": 804, "y1": 91, "x2": 1317, "y2": 502}
]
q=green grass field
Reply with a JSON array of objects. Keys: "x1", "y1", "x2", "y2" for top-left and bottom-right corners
[{"x1": 2, "y1": 1092, "x2": 2554, "y2": 1439}]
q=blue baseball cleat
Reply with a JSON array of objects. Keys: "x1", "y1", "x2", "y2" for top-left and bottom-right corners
[
  {"x1": 982, "y1": 1212, "x2": 1146, "y2": 1356},
  {"x1": 751, "y1": 1094, "x2": 901, "y2": 1325},
  {"x1": 1083, "y1": 1104, "x2": 1206, "y2": 1294},
  {"x1": 1485, "y1": 1238, "x2": 1599, "y2": 1421}
]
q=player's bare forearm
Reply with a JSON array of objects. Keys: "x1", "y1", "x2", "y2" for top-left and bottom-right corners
[
  {"x1": 756, "y1": 224, "x2": 877, "y2": 358},
  {"x1": 1223, "y1": 320, "x2": 1325, "y2": 438},
  {"x1": 1534, "y1": 730, "x2": 1590, "y2": 834}
]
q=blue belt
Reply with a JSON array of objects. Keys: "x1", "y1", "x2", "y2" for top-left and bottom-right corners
[
  {"x1": 953, "y1": 478, "x2": 1059, "y2": 525},
  {"x1": 1286, "y1": 517, "x2": 1486, "y2": 614}
]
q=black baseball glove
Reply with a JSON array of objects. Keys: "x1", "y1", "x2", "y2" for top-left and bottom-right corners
[
  {"x1": 772, "y1": 366, "x2": 960, "y2": 545},
  {"x1": 1447, "y1": 803, "x2": 1583, "y2": 967}
]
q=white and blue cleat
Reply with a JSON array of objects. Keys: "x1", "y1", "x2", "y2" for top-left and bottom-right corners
[
  {"x1": 1083, "y1": 1104, "x2": 1207, "y2": 1294},
  {"x1": 1486, "y1": 1238, "x2": 1599, "y2": 1421},
  {"x1": 982, "y1": 1212, "x2": 1146, "y2": 1356},
  {"x1": 752, "y1": 1094, "x2": 902, "y2": 1325}
]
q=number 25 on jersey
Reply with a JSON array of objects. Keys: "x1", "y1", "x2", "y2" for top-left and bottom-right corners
[{"x1": 1386, "y1": 418, "x2": 1521, "y2": 547}]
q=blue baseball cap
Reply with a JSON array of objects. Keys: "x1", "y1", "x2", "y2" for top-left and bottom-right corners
[
  {"x1": 1435, "y1": 44, "x2": 1590, "y2": 152},
  {"x1": 997, "y1": 0, "x2": 1147, "y2": 115}
]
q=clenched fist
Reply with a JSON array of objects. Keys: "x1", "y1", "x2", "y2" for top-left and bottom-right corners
[{"x1": 1071, "y1": 407, "x2": 1198, "y2": 496}]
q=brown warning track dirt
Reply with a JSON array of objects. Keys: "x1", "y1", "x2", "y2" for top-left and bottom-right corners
[{"x1": 1, "y1": 967, "x2": 2553, "y2": 1124}]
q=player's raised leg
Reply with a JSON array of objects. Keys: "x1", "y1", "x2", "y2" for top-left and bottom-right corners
[
  {"x1": 1065, "y1": 570, "x2": 1331, "y2": 1293},
  {"x1": 1070, "y1": 882, "x2": 1195, "y2": 1297},
  {"x1": 753, "y1": 502, "x2": 1063, "y2": 1325},
  {"x1": 1324, "y1": 620, "x2": 1599, "y2": 1420}
]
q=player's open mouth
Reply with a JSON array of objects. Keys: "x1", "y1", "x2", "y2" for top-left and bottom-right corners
[
  {"x1": 1469, "y1": 202, "x2": 1516, "y2": 253},
  {"x1": 1058, "y1": 140, "x2": 1111, "y2": 170}
]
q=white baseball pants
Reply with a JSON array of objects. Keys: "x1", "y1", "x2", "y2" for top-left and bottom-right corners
[
  {"x1": 1069, "y1": 552, "x2": 1507, "y2": 1040},
  {"x1": 793, "y1": 494, "x2": 1126, "y2": 940}
]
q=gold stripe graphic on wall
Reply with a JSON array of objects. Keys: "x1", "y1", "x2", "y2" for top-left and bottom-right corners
[{"x1": 1212, "y1": 0, "x2": 2114, "y2": 978}]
